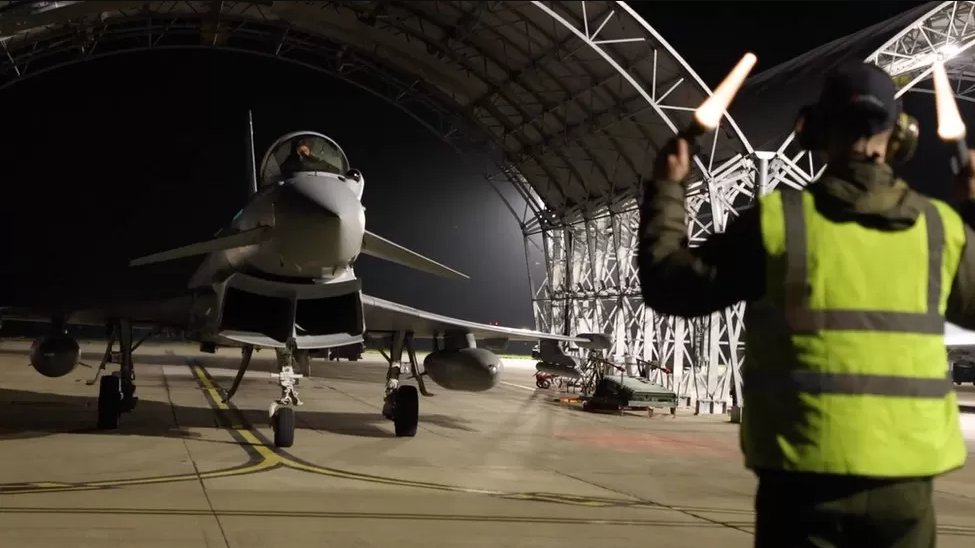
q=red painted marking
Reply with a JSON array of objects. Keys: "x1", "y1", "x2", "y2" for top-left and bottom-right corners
[{"x1": 557, "y1": 429, "x2": 736, "y2": 456}]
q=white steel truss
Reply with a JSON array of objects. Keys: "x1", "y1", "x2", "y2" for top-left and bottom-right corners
[
  {"x1": 766, "y1": 2, "x2": 975, "y2": 193},
  {"x1": 528, "y1": 2, "x2": 975, "y2": 412},
  {"x1": 696, "y1": 1, "x2": 975, "y2": 410},
  {"x1": 524, "y1": 2, "x2": 755, "y2": 412}
]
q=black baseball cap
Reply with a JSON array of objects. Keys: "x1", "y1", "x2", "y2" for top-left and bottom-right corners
[{"x1": 817, "y1": 62, "x2": 899, "y2": 136}]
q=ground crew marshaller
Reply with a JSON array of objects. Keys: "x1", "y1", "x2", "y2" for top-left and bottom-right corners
[{"x1": 638, "y1": 62, "x2": 974, "y2": 548}]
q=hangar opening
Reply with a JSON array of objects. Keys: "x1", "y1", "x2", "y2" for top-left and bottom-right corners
[{"x1": 0, "y1": 1, "x2": 762, "y2": 410}]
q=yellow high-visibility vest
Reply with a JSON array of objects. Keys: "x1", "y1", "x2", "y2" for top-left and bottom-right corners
[{"x1": 741, "y1": 189, "x2": 967, "y2": 477}]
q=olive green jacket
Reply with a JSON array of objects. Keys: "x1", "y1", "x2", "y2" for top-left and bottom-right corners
[{"x1": 638, "y1": 159, "x2": 975, "y2": 329}]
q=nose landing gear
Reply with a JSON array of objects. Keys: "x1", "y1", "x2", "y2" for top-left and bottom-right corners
[{"x1": 268, "y1": 337, "x2": 304, "y2": 448}]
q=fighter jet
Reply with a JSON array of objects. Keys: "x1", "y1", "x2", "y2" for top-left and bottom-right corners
[{"x1": 4, "y1": 116, "x2": 608, "y2": 448}]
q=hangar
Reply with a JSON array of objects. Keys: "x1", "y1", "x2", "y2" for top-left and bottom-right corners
[{"x1": 2, "y1": 1, "x2": 971, "y2": 412}]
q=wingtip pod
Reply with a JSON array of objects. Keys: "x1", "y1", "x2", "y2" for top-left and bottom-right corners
[
  {"x1": 574, "y1": 332, "x2": 612, "y2": 351},
  {"x1": 685, "y1": 52, "x2": 758, "y2": 138}
]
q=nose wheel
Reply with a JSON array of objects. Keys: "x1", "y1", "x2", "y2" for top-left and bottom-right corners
[
  {"x1": 268, "y1": 339, "x2": 303, "y2": 448},
  {"x1": 270, "y1": 405, "x2": 296, "y2": 448}
]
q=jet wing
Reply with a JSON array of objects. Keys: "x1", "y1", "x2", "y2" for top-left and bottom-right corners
[
  {"x1": 360, "y1": 294, "x2": 594, "y2": 344},
  {"x1": 1, "y1": 296, "x2": 194, "y2": 330},
  {"x1": 3, "y1": 294, "x2": 603, "y2": 349},
  {"x1": 946, "y1": 322, "x2": 975, "y2": 348},
  {"x1": 361, "y1": 231, "x2": 469, "y2": 280}
]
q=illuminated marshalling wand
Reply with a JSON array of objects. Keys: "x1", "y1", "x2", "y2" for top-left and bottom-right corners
[
  {"x1": 678, "y1": 52, "x2": 758, "y2": 141},
  {"x1": 932, "y1": 60, "x2": 970, "y2": 175}
]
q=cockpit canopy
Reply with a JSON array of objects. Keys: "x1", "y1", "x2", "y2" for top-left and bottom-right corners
[{"x1": 259, "y1": 131, "x2": 350, "y2": 186}]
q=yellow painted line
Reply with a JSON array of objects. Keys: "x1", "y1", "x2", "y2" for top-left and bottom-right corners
[
  {"x1": 0, "y1": 362, "x2": 677, "y2": 512},
  {"x1": 0, "y1": 506, "x2": 751, "y2": 528},
  {"x1": 187, "y1": 365, "x2": 655, "y2": 507},
  {"x1": 0, "y1": 367, "x2": 276, "y2": 496},
  {"x1": 500, "y1": 493, "x2": 619, "y2": 507},
  {"x1": 190, "y1": 365, "x2": 283, "y2": 464},
  {"x1": 192, "y1": 364, "x2": 494, "y2": 493}
]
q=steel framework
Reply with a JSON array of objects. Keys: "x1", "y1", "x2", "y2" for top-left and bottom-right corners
[
  {"x1": 702, "y1": 1, "x2": 975, "y2": 411},
  {"x1": 765, "y1": 2, "x2": 975, "y2": 193},
  {"x1": 0, "y1": 1, "x2": 763, "y2": 411}
]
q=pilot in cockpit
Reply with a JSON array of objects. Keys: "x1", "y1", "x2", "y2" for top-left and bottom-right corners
[{"x1": 280, "y1": 137, "x2": 342, "y2": 176}]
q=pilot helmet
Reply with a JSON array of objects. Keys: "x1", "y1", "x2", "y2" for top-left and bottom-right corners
[
  {"x1": 290, "y1": 135, "x2": 340, "y2": 174},
  {"x1": 295, "y1": 138, "x2": 318, "y2": 159}
]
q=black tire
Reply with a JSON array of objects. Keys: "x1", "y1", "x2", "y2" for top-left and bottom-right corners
[
  {"x1": 97, "y1": 375, "x2": 121, "y2": 430},
  {"x1": 272, "y1": 407, "x2": 296, "y2": 448},
  {"x1": 539, "y1": 379, "x2": 552, "y2": 390},
  {"x1": 393, "y1": 385, "x2": 419, "y2": 437}
]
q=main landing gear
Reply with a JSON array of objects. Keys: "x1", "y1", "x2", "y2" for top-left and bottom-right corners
[
  {"x1": 93, "y1": 319, "x2": 140, "y2": 430},
  {"x1": 218, "y1": 332, "x2": 429, "y2": 447},
  {"x1": 378, "y1": 331, "x2": 431, "y2": 437}
]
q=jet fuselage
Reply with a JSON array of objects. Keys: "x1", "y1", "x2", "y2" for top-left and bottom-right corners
[{"x1": 189, "y1": 171, "x2": 367, "y2": 287}]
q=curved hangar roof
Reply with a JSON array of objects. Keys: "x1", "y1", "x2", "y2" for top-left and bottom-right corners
[
  {"x1": 729, "y1": 2, "x2": 946, "y2": 152},
  {"x1": 0, "y1": 1, "x2": 753, "y2": 224}
]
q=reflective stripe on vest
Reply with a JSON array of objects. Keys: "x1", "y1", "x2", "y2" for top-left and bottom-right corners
[{"x1": 748, "y1": 190, "x2": 952, "y2": 399}]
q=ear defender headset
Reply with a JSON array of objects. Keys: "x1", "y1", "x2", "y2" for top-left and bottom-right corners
[
  {"x1": 885, "y1": 112, "x2": 920, "y2": 164},
  {"x1": 794, "y1": 80, "x2": 920, "y2": 164}
]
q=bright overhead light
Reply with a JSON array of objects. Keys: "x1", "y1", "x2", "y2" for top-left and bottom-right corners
[{"x1": 940, "y1": 43, "x2": 961, "y2": 60}]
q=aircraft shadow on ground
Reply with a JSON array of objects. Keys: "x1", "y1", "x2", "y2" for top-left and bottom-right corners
[
  {"x1": 0, "y1": 351, "x2": 474, "y2": 442},
  {"x1": 0, "y1": 348, "x2": 384, "y2": 379}
]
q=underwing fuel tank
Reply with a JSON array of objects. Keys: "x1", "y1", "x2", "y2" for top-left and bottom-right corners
[
  {"x1": 423, "y1": 348, "x2": 504, "y2": 392},
  {"x1": 535, "y1": 361, "x2": 584, "y2": 380},
  {"x1": 29, "y1": 334, "x2": 81, "y2": 378}
]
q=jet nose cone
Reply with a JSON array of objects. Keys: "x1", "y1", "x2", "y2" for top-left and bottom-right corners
[
  {"x1": 272, "y1": 173, "x2": 366, "y2": 272},
  {"x1": 287, "y1": 175, "x2": 361, "y2": 220}
]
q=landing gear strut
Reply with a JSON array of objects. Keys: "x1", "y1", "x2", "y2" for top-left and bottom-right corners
[
  {"x1": 268, "y1": 337, "x2": 304, "y2": 448},
  {"x1": 379, "y1": 331, "x2": 428, "y2": 437},
  {"x1": 96, "y1": 319, "x2": 138, "y2": 430},
  {"x1": 87, "y1": 324, "x2": 159, "y2": 386},
  {"x1": 222, "y1": 345, "x2": 254, "y2": 404}
]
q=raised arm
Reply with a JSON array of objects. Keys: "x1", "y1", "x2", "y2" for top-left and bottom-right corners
[{"x1": 638, "y1": 139, "x2": 766, "y2": 318}]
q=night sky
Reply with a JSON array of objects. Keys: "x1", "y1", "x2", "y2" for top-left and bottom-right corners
[{"x1": 0, "y1": 2, "x2": 935, "y2": 334}]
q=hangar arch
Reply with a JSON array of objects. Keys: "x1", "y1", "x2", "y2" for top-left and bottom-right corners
[
  {"x1": 755, "y1": 2, "x2": 975, "y2": 193},
  {"x1": 715, "y1": 2, "x2": 975, "y2": 411},
  {"x1": 0, "y1": 1, "x2": 759, "y2": 410}
]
